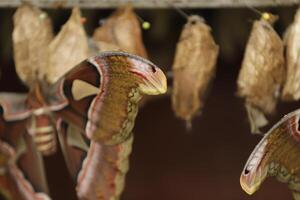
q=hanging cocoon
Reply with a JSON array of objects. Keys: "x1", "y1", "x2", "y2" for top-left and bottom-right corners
[
  {"x1": 171, "y1": 15, "x2": 219, "y2": 128},
  {"x1": 237, "y1": 13, "x2": 285, "y2": 133},
  {"x1": 282, "y1": 7, "x2": 300, "y2": 101},
  {"x1": 46, "y1": 7, "x2": 89, "y2": 83},
  {"x1": 13, "y1": 3, "x2": 53, "y2": 85},
  {"x1": 92, "y1": 5, "x2": 148, "y2": 58}
]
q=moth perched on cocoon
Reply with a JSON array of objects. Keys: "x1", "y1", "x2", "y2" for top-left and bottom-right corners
[
  {"x1": 92, "y1": 5, "x2": 148, "y2": 58},
  {"x1": 282, "y1": 7, "x2": 300, "y2": 101},
  {"x1": 171, "y1": 15, "x2": 219, "y2": 128},
  {"x1": 13, "y1": 3, "x2": 53, "y2": 85},
  {"x1": 237, "y1": 13, "x2": 285, "y2": 134}
]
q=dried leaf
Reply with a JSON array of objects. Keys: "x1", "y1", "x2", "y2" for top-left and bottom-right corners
[
  {"x1": 12, "y1": 3, "x2": 53, "y2": 85},
  {"x1": 282, "y1": 7, "x2": 300, "y2": 101},
  {"x1": 46, "y1": 7, "x2": 89, "y2": 83},
  {"x1": 172, "y1": 16, "x2": 219, "y2": 126},
  {"x1": 237, "y1": 14, "x2": 285, "y2": 133},
  {"x1": 92, "y1": 5, "x2": 148, "y2": 58}
]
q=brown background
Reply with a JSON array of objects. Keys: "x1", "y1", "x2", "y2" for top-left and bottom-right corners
[{"x1": 0, "y1": 5, "x2": 299, "y2": 200}]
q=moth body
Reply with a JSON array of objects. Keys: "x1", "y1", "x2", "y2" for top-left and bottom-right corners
[
  {"x1": 24, "y1": 82, "x2": 60, "y2": 156},
  {"x1": 27, "y1": 114, "x2": 57, "y2": 155}
]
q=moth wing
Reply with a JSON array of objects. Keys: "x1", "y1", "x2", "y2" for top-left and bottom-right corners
[
  {"x1": 0, "y1": 94, "x2": 50, "y2": 199},
  {"x1": 240, "y1": 109, "x2": 300, "y2": 198},
  {"x1": 58, "y1": 122, "x2": 133, "y2": 200},
  {"x1": 54, "y1": 53, "x2": 141, "y2": 145}
]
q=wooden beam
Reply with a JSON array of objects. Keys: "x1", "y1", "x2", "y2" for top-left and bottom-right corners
[{"x1": 0, "y1": 0, "x2": 299, "y2": 8}]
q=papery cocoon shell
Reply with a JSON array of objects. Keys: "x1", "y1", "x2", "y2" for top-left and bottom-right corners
[
  {"x1": 237, "y1": 14, "x2": 285, "y2": 133},
  {"x1": 46, "y1": 7, "x2": 89, "y2": 83},
  {"x1": 12, "y1": 3, "x2": 53, "y2": 85},
  {"x1": 282, "y1": 7, "x2": 300, "y2": 101},
  {"x1": 92, "y1": 5, "x2": 148, "y2": 58},
  {"x1": 171, "y1": 16, "x2": 219, "y2": 127}
]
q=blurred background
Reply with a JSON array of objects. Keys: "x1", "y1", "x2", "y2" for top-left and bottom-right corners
[{"x1": 0, "y1": 3, "x2": 299, "y2": 200}]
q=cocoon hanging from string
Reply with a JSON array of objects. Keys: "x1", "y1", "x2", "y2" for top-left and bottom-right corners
[
  {"x1": 282, "y1": 7, "x2": 300, "y2": 101},
  {"x1": 93, "y1": 5, "x2": 148, "y2": 58},
  {"x1": 13, "y1": 3, "x2": 53, "y2": 85},
  {"x1": 46, "y1": 7, "x2": 89, "y2": 83},
  {"x1": 237, "y1": 13, "x2": 285, "y2": 134},
  {"x1": 172, "y1": 15, "x2": 219, "y2": 128}
]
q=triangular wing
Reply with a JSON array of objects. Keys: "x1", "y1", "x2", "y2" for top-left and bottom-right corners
[{"x1": 240, "y1": 109, "x2": 300, "y2": 199}]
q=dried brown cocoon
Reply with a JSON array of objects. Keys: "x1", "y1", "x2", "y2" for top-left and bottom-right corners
[
  {"x1": 282, "y1": 7, "x2": 300, "y2": 101},
  {"x1": 172, "y1": 16, "x2": 219, "y2": 127},
  {"x1": 12, "y1": 3, "x2": 53, "y2": 85},
  {"x1": 46, "y1": 7, "x2": 89, "y2": 83},
  {"x1": 92, "y1": 5, "x2": 148, "y2": 58},
  {"x1": 237, "y1": 14, "x2": 285, "y2": 133}
]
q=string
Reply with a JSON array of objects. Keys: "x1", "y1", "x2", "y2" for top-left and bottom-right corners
[
  {"x1": 240, "y1": 0, "x2": 274, "y2": 22},
  {"x1": 163, "y1": 0, "x2": 189, "y2": 20},
  {"x1": 241, "y1": 0, "x2": 263, "y2": 16}
]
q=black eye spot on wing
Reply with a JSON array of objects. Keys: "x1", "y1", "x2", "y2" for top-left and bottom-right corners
[
  {"x1": 151, "y1": 66, "x2": 156, "y2": 73},
  {"x1": 244, "y1": 168, "x2": 250, "y2": 175}
]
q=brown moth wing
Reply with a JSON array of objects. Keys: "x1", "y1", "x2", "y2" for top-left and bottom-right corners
[
  {"x1": 53, "y1": 52, "x2": 166, "y2": 199},
  {"x1": 58, "y1": 122, "x2": 132, "y2": 200},
  {"x1": 240, "y1": 109, "x2": 300, "y2": 200},
  {"x1": 55, "y1": 52, "x2": 166, "y2": 145},
  {"x1": 237, "y1": 15, "x2": 285, "y2": 133},
  {"x1": 57, "y1": 122, "x2": 88, "y2": 180},
  {"x1": 172, "y1": 15, "x2": 219, "y2": 126},
  {"x1": 46, "y1": 7, "x2": 89, "y2": 84},
  {"x1": 13, "y1": 3, "x2": 53, "y2": 85},
  {"x1": 92, "y1": 5, "x2": 148, "y2": 58},
  {"x1": 76, "y1": 135, "x2": 133, "y2": 200},
  {"x1": 282, "y1": 7, "x2": 300, "y2": 101}
]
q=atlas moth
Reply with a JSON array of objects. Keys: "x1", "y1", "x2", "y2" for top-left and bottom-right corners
[
  {"x1": 171, "y1": 15, "x2": 219, "y2": 129},
  {"x1": 0, "y1": 3, "x2": 167, "y2": 200},
  {"x1": 237, "y1": 12, "x2": 285, "y2": 134}
]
